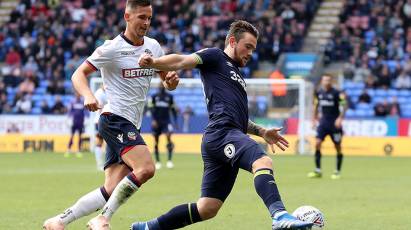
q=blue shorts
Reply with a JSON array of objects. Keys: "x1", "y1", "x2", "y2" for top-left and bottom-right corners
[
  {"x1": 71, "y1": 124, "x2": 84, "y2": 135},
  {"x1": 98, "y1": 113, "x2": 146, "y2": 169},
  {"x1": 200, "y1": 128, "x2": 266, "y2": 201},
  {"x1": 152, "y1": 120, "x2": 173, "y2": 136},
  {"x1": 316, "y1": 120, "x2": 343, "y2": 144}
]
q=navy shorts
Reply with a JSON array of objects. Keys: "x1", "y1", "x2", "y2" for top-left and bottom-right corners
[
  {"x1": 316, "y1": 120, "x2": 343, "y2": 144},
  {"x1": 98, "y1": 113, "x2": 146, "y2": 169},
  {"x1": 71, "y1": 124, "x2": 84, "y2": 135},
  {"x1": 152, "y1": 121, "x2": 173, "y2": 136},
  {"x1": 200, "y1": 128, "x2": 266, "y2": 201}
]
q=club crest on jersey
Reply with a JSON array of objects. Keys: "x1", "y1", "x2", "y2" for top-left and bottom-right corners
[
  {"x1": 128, "y1": 132, "x2": 136, "y2": 140},
  {"x1": 122, "y1": 68, "x2": 154, "y2": 78},
  {"x1": 144, "y1": 49, "x2": 153, "y2": 56}
]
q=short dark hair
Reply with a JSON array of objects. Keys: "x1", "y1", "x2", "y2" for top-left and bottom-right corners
[
  {"x1": 225, "y1": 20, "x2": 259, "y2": 47},
  {"x1": 322, "y1": 73, "x2": 334, "y2": 79},
  {"x1": 126, "y1": 0, "x2": 151, "y2": 9}
]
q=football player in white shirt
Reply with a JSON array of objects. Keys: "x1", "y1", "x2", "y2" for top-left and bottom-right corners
[
  {"x1": 43, "y1": 1, "x2": 179, "y2": 230},
  {"x1": 94, "y1": 85, "x2": 107, "y2": 171}
]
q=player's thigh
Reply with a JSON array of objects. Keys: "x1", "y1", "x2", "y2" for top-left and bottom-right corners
[
  {"x1": 200, "y1": 154, "x2": 239, "y2": 202},
  {"x1": 316, "y1": 123, "x2": 328, "y2": 141},
  {"x1": 121, "y1": 145, "x2": 154, "y2": 171},
  {"x1": 331, "y1": 127, "x2": 343, "y2": 145},
  {"x1": 104, "y1": 163, "x2": 130, "y2": 194},
  {"x1": 220, "y1": 129, "x2": 267, "y2": 172}
]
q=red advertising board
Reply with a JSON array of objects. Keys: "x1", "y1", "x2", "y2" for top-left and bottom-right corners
[{"x1": 399, "y1": 119, "x2": 411, "y2": 136}]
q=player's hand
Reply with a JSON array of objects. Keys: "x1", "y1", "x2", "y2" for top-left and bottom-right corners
[
  {"x1": 164, "y1": 71, "x2": 180, "y2": 90},
  {"x1": 262, "y1": 127, "x2": 289, "y2": 154},
  {"x1": 84, "y1": 94, "x2": 101, "y2": 112},
  {"x1": 335, "y1": 117, "x2": 343, "y2": 129},
  {"x1": 312, "y1": 118, "x2": 319, "y2": 129},
  {"x1": 139, "y1": 53, "x2": 154, "y2": 68}
]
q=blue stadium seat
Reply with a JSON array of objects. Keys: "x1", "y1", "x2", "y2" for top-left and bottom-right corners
[
  {"x1": 34, "y1": 87, "x2": 47, "y2": 94},
  {"x1": 374, "y1": 89, "x2": 388, "y2": 97},
  {"x1": 387, "y1": 89, "x2": 398, "y2": 97},
  {"x1": 398, "y1": 90, "x2": 411, "y2": 97},
  {"x1": 31, "y1": 107, "x2": 42, "y2": 114},
  {"x1": 345, "y1": 109, "x2": 355, "y2": 117}
]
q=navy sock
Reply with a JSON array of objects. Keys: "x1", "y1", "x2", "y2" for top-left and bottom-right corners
[
  {"x1": 254, "y1": 168, "x2": 286, "y2": 217},
  {"x1": 154, "y1": 144, "x2": 160, "y2": 162},
  {"x1": 148, "y1": 203, "x2": 202, "y2": 230},
  {"x1": 166, "y1": 142, "x2": 174, "y2": 161},
  {"x1": 315, "y1": 150, "x2": 321, "y2": 169},
  {"x1": 336, "y1": 153, "x2": 343, "y2": 172}
]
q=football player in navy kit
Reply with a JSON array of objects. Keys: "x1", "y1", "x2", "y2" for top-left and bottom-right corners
[
  {"x1": 150, "y1": 83, "x2": 178, "y2": 169},
  {"x1": 308, "y1": 74, "x2": 347, "y2": 180},
  {"x1": 132, "y1": 20, "x2": 313, "y2": 230}
]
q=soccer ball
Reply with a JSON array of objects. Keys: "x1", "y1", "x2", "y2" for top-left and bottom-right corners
[{"x1": 292, "y1": 205, "x2": 324, "y2": 229}]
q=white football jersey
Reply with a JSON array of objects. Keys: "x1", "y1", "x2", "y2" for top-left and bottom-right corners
[
  {"x1": 86, "y1": 34, "x2": 164, "y2": 128},
  {"x1": 94, "y1": 87, "x2": 108, "y2": 123}
]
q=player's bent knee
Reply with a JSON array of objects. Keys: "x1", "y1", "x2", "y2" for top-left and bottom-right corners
[
  {"x1": 196, "y1": 198, "x2": 222, "y2": 220},
  {"x1": 252, "y1": 156, "x2": 272, "y2": 172},
  {"x1": 133, "y1": 165, "x2": 155, "y2": 183}
]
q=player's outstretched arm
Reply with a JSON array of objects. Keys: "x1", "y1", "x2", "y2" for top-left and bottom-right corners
[
  {"x1": 247, "y1": 120, "x2": 289, "y2": 154},
  {"x1": 139, "y1": 53, "x2": 199, "y2": 71},
  {"x1": 71, "y1": 62, "x2": 100, "y2": 112}
]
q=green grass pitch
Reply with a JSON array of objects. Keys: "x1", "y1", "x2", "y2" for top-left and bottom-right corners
[{"x1": 0, "y1": 152, "x2": 410, "y2": 229}]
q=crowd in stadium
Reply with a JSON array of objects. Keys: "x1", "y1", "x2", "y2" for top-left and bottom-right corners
[
  {"x1": 1, "y1": 0, "x2": 411, "y2": 117},
  {"x1": 324, "y1": 0, "x2": 411, "y2": 117},
  {"x1": 0, "y1": 0, "x2": 320, "y2": 115}
]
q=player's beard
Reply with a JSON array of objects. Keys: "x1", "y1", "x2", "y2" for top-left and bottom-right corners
[{"x1": 234, "y1": 46, "x2": 248, "y2": 67}]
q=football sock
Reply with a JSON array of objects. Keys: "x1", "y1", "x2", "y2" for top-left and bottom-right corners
[
  {"x1": 59, "y1": 187, "x2": 109, "y2": 225},
  {"x1": 154, "y1": 143, "x2": 160, "y2": 162},
  {"x1": 315, "y1": 150, "x2": 321, "y2": 170},
  {"x1": 94, "y1": 146, "x2": 104, "y2": 169},
  {"x1": 336, "y1": 153, "x2": 343, "y2": 172},
  {"x1": 254, "y1": 168, "x2": 286, "y2": 217},
  {"x1": 167, "y1": 142, "x2": 174, "y2": 161},
  {"x1": 101, "y1": 173, "x2": 140, "y2": 220},
  {"x1": 147, "y1": 203, "x2": 202, "y2": 229}
]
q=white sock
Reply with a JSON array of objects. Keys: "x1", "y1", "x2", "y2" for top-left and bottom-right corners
[
  {"x1": 59, "y1": 188, "x2": 108, "y2": 225},
  {"x1": 94, "y1": 146, "x2": 104, "y2": 169},
  {"x1": 101, "y1": 175, "x2": 139, "y2": 220}
]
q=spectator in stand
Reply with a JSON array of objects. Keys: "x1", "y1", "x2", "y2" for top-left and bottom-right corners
[
  {"x1": 394, "y1": 71, "x2": 411, "y2": 89},
  {"x1": 358, "y1": 90, "x2": 371, "y2": 104},
  {"x1": 18, "y1": 76, "x2": 35, "y2": 95},
  {"x1": 365, "y1": 74, "x2": 377, "y2": 88},
  {"x1": 374, "y1": 100, "x2": 389, "y2": 117},
  {"x1": 51, "y1": 95, "x2": 66, "y2": 114},
  {"x1": 40, "y1": 99, "x2": 51, "y2": 114},
  {"x1": 388, "y1": 97, "x2": 401, "y2": 116},
  {"x1": 15, "y1": 93, "x2": 32, "y2": 114},
  {"x1": 47, "y1": 77, "x2": 65, "y2": 95},
  {"x1": 376, "y1": 65, "x2": 392, "y2": 89},
  {"x1": 5, "y1": 47, "x2": 21, "y2": 66}
]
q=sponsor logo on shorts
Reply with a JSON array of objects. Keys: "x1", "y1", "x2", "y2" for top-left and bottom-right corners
[
  {"x1": 117, "y1": 133, "x2": 124, "y2": 143},
  {"x1": 122, "y1": 68, "x2": 154, "y2": 78},
  {"x1": 224, "y1": 144, "x2": 235, "y2": 159},
  {"x1": 128, "y1": 132, "x2": 136, "y2": 140}
]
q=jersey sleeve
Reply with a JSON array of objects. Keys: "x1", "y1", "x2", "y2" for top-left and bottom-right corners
[
  {"x1": 86, "y1": 40, "x2": 115, "y2": 70},
  {"x1": 193, "y1": 47, "x2": 220, "y2": 70}
]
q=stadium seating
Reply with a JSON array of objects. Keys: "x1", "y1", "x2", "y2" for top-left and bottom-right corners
[{"x1": 0, "y1": 0, "x2": 320, "y2": 115}]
